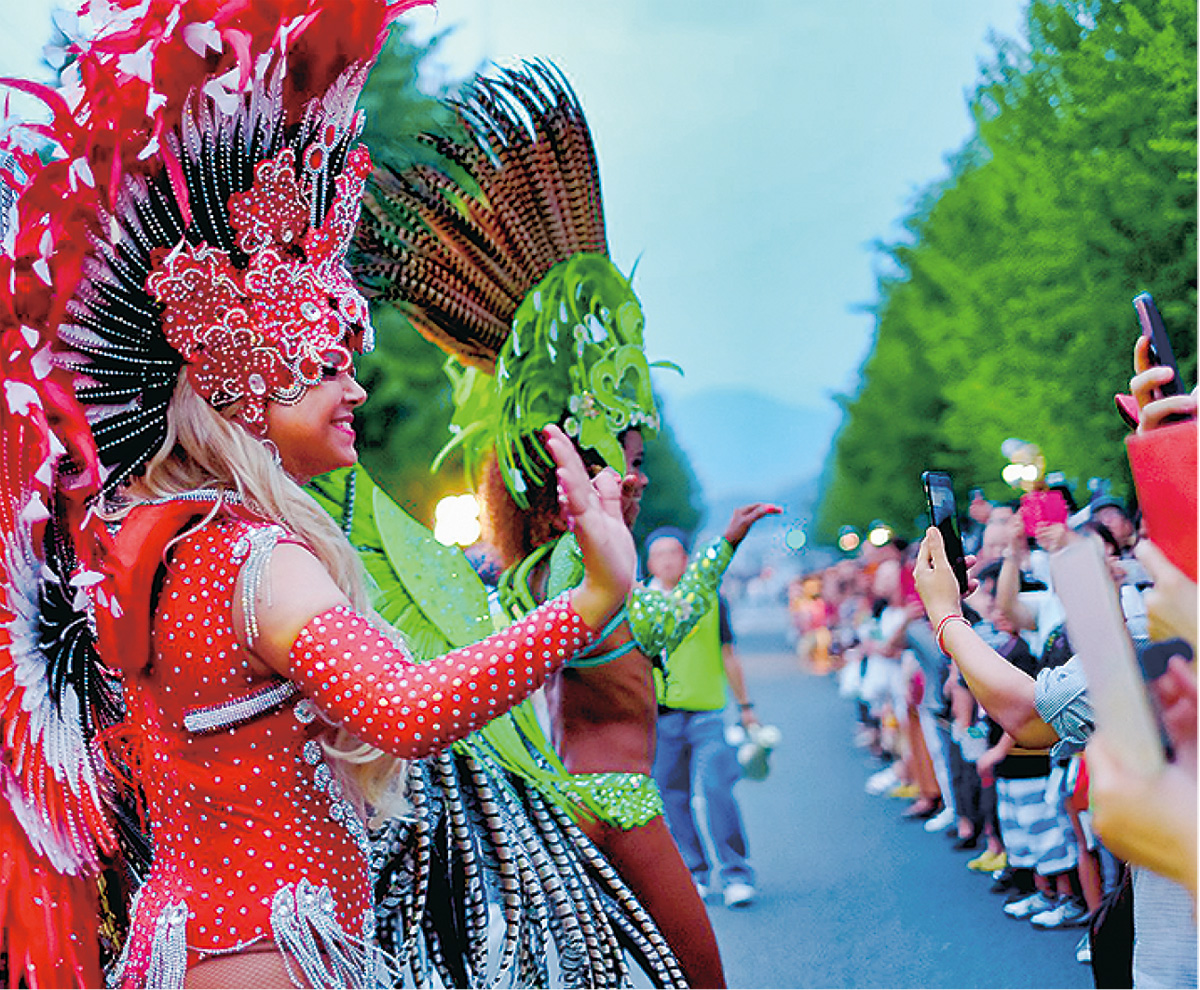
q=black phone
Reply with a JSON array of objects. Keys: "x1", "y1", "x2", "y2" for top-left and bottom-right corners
[
  {"x1": 1133, "y1": 292, "x2": 1182, "y2": 397},
  {"x1": 922, "y1": 470, "x2": 968, "y2": 594},
  {"x1": 1138, "y1": 637, "x2": 1194, "y2": 683}
]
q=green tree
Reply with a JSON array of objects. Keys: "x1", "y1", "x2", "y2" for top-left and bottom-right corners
[
  {"x1": 632, "y1": 412, "x2": 705, "y2": 551},
  {"x1": 816, "y1": 0, "x2": 1195, "y2": 543},
  {"x1": 349, "y1": 25, "x2": 472, "y2": 521}
]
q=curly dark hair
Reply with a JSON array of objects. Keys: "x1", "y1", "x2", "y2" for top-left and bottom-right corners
[
  {"x1": 478, "y1": 453, "x2": 566, "y2": 568},
  {"x1": 478, "y1": 431, "x2": 630, "y2": 568}
]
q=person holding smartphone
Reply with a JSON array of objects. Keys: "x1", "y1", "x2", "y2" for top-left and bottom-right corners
[
  {"x1": 1082, "y1": 335, "x2": 1197, "y2": 908},
  {"x1": 915, "y1": 328, "x2": 1198, "y2": 987}
]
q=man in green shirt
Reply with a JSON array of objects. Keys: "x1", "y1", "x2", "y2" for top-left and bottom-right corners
[{"x1": 649, "y1": 528, "x2": 762, "y2": 908}]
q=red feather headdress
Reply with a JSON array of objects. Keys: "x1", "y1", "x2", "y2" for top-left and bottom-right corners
[{"x1": 0, "y1": 0, "x2": 423, "y2": 932}]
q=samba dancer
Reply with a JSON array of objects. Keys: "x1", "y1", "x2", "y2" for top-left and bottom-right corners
[
  {"x1": 0, "y1": 4, "x2": 634, "y2": 986},
  {"x1": 356, "y1": 62, "x2": 778, "y2": 988}
]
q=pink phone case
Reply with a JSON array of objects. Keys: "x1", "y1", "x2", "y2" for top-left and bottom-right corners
[{"x1": 1021, "y1": 489, "x2": 1070, "y2": 537}]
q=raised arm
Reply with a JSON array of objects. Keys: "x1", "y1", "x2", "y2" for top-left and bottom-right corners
[
  {"x1": 994, "y1": 513, "x2": 1036, "y2": 632},
  {"x1": 629, "y1": 502, "x2": 780, "y2": 657},
  {"x1": 914, "y1": 527, "x2": 1058, "y2": 749},
  {"x1": 242, "y1": 425, "x2": 633, "y2": 758}
]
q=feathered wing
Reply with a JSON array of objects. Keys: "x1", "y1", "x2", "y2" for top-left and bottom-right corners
[
  {"x1": 0, "y1": 343, "x2": 118, "y2": 875},
  {"x1": 354, "y1": 60, "x2": 608, "y2": 373},
  {"x1": 309, "y1": 465, "x2": 685, "y2": 987},
  {"x1": 0, "y1": 328, "x2": 124, "y2": 986}
]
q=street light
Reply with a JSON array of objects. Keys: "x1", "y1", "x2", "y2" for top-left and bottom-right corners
[
  {"x1": 867, "y1": 521, "x2": 893, "y2": 547},
  {"x1": 1001, "y1": 438, "x2": 1045, "y2": 492},
  {"x1": 784, "y1": 526, "x2": 807, "y2": 551}
]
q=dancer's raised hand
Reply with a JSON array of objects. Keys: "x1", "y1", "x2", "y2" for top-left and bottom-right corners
[
  {"x1": 723, "y1": 502, "x2": 783, "y2": 546},
  {"x1": 543, "y1": 424, "x2": 635, "y2": 628}
]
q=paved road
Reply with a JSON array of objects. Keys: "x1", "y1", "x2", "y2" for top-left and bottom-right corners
[{"x1": 695, "y1": 604, "x2": 1092, "y2": 990}]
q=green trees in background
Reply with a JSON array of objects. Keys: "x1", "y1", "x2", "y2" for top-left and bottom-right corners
[
  {"x1": 350, "y1": 28, "x2": 705, "y2": 529},
  {"x1": 349, "y1": 26, "x2": 468, "y2": 518},
  {"x1": 815, "y1": 0, "x2": 1196, "y2": 542}
]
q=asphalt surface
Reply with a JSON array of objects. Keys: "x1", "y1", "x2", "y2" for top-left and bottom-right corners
[{"x1": 695, "y1": 603, "x2": 1093, "y2": 990}]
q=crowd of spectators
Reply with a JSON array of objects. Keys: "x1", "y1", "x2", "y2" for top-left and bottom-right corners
[{"x1": 786, "y1": 333, "x2": 1196, "y2": 987}]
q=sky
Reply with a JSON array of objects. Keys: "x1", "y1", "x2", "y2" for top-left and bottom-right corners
[{"x1": 2, "y1": 0, "x2": 1030, "y2": 410}]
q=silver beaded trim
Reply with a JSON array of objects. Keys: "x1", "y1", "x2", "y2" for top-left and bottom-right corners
[
  {"x1": 108, "y1": 883, "x2": 393, "y2": 989},
  {"x1": 182, "y1": 678, "x2": 300, "y2": 735},
  {"x1": 232, "y1": 524, "x2": 286, "y2": 647},
  {"x1": 143, "y1": 488, "x2": 244, "y2": 506},
  {"x1": 271, "y1": 879, "x2": 394, "y2": 988},
  {"x1": 300, "y1": 737, "x2": 373, "y2": 856}
]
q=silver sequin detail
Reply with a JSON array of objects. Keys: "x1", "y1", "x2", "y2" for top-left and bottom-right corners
[
  {"x1": 270, "y1": 879, "x2": 393, "y2": 988},
  {"x1": 231, "y1": 525, "x2": 286, "y2": 647},
  {"x1": 182, "y1": 678, "x2": 300, "y2": 735}
]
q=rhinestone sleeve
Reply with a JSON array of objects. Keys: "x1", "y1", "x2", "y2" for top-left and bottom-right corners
[
  {"x1": 627, "y1": 536, "x2": 735, "y2": 658},
  {"x1": 289, "y1": 593, "x2": 594, "y2": 758}
]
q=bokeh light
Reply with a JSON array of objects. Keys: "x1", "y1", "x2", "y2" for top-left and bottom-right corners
[{"x1": 434, "y1": 493, "x2": 482, "y2": 547}]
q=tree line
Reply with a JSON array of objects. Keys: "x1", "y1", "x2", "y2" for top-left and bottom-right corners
[{"x1": 815, "y1": 0, "x2": 1196, "y2": 543}]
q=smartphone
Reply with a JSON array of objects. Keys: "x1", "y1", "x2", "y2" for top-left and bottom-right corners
[
  {"x1": 1138, "y1": 637, "x2": 1194, "y2": 683},
  {"x1": 1020, "y1": 489, "x2": 1070, "y2": 537},
  {"x1": 922, "y1": 470, "x2": 968, "y2": 594},
  {"x1": 1049, "y1": 538, "x2": 1165, "y2": 772},
  {"x1": 1133, "y1": 292, "x2": 1182, "y2": 398}
]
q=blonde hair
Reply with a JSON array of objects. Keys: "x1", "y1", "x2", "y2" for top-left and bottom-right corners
[{"x1": 115, "y1": 372, "x2": 409, "y2": 822}]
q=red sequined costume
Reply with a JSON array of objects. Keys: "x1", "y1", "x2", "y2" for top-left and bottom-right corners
[{"x1": 104, "y1": 505, "x2": 593, "y2": 987}]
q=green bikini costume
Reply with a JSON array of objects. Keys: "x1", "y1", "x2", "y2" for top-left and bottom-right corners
[{"x1": 349, "y1": 59, "x2": 733, "y2": 988}]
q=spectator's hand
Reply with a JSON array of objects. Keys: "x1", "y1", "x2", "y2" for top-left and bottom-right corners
[
  {"x1": 740, "y1": 707, "x2": 761, "y2": 731},
  {"x1": 1034, "y1": 522, "x2": 1072, "y2": 554},
  {"x1": 1086, "y1": 731, "x2": 1197, "y2": 900},
  {"x1": 914, "y1": 527, "x2": 975, "y2": 625},
  {"x1": 991, "y1": 611, "x2": 1017, "y2": 636},
  {"x1": 1155, "y1": 655, "x2": 1197, "y2": 773},
  {"x1": 723, "y1": 502, "x2": 783, "y2": 546},
  {"x1": 1004, "y1": 512, "x2": 1029, "y2": 559},
  {"x1": 1135, "y1": 539, "x2": 1198, "y2": 647},
  {"x1": 1132, "y1": 335, "x2": 1198, "y2": 432},
  {"x1": 976, "y1": 747, "x2": 1001, "y2": 776}
]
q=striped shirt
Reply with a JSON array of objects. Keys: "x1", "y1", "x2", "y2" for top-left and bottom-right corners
[{"x1": 1034, "y1": 655, "x2": 1094, "y2": 754}]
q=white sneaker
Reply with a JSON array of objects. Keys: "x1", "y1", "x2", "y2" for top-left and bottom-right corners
[
  {"x1": 723, "y1": 882, "x2": 755, "y2": 908},
  {"x1": 1031, "y1": 898, "x2": 1090, "y2": 929},
  {"x1": 923, "y1": 806, "x2": 956, "y2": 833},
  {"x1": 695, "y1": 880, "x2": 710, "y2": 900},
  {"x1": 1003, "y1": 890, "x2": 1056, "y2": 920},
  {"x1": 865, "y1": 766, "x2": 899, "y2": 795}
]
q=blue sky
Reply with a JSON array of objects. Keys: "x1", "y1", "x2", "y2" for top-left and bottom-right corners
[{"x1": 2, "y1": 0, "x2": 1030, "y2": 420}]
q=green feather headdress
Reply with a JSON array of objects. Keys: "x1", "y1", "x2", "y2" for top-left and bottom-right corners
[{"x1": 354, "y1": 60, "x2": 675, "y2": 506}]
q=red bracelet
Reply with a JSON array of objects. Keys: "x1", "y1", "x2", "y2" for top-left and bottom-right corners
[{"x1": 935, "y1": 614, "x2": 971, "y2": 655}]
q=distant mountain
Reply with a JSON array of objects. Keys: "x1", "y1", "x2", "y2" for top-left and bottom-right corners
[{"x1": 664, "y1": 388, "x2": 840, "y2": 504}]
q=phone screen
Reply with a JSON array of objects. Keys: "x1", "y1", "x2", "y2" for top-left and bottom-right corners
[{"x1": 922, "y1": 471, "x2": 968, "y2": 594}]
